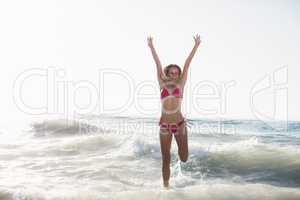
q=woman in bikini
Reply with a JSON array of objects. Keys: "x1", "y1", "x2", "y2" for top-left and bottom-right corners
[{"x1": 147, "y1": 34, "x2": 201, "y2": 188}]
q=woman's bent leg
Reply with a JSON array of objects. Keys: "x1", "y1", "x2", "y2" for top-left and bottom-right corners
[{"x1": 174, "y1": 121, "x2": 189, "y2": 162}]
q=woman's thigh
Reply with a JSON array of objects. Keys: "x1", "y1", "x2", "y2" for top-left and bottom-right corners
[
  {"x1": 174, "y1": 122, "x2": 188, "y2": 154},
  {"x1": 159, "y1": 128, "x2": 173, "y2": 157}
]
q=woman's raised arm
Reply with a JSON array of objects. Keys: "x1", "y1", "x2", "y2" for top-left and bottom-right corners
[
  {"x1": 147, "y1": 36, "x2": 165, "y2": 83},
  {"x1": 181, "y1": 34, "x2": 201, "y2": 85}
]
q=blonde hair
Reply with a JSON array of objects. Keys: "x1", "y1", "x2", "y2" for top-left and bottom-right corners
[{"x1": 163, "y1": 64, "x2": 182, "y2": 77}]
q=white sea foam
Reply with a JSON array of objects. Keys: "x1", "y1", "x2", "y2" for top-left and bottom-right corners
[{"x1": 0, "y1": 116, "x2": 299, "y2": 200}]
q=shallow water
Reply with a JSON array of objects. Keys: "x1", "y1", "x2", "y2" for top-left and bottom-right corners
[{"x1": 0, "y1": 115, "x2": 299, "y2": 200}]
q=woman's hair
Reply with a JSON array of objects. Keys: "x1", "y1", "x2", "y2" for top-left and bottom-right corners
[{"x1": 164, "y1": 64, "x2": 182, "y2": 77}]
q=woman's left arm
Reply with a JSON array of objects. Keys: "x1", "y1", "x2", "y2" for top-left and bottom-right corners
[{"x1": 180, "y1": 34, "x2": 201, "y2": 86}]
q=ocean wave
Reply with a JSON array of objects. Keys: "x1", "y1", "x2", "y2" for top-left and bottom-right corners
[
  {"x1": 2, "y1": 115, "x2": 300, "y2": 198},
  {"x1": 30, "y1": 119, "x2": 110, "y2": 137},
  {"x1": 122, "y1": 134, "x2": 300, "y2": 186},
  {"x1": 182, "y1": 137, "x2": 300, "y2": 187}
]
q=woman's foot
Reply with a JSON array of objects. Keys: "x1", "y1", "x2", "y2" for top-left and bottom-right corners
[{"x1": 163, "y1": 181, "x2": 169, "y2": 188}]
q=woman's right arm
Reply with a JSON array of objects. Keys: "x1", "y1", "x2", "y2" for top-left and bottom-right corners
[{"x1": 147, "y1": 36, "x2": 165, "y2": 85}]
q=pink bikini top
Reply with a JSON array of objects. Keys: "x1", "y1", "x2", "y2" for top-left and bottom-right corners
[{"x1": 160, "y1": 86, "x2": 183, "y2": 100}]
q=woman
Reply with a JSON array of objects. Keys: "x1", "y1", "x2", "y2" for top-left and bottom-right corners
[{"x1": 147, "y1": 34, "x2": 201, "y2": 188}]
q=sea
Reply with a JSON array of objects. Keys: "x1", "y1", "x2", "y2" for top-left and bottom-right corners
[{"x1": 0, "y1": 114, "x2": 300, "y2": 200}]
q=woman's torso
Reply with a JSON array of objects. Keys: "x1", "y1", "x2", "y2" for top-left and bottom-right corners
[{"x1": 160, "y1": 80, "x2": 184, "y2": 123}]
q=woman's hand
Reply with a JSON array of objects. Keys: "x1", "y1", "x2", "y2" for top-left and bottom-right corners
[
  {"x1": 147, "y1": 36, "x2": 154, "y2": 49},
  {"x1": 193, "y1": 34, "x2": 201, "y2": 47}
]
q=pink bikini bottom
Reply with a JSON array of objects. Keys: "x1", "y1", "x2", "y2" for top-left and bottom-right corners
[{"x1": 159, "y1": 117, "x2": 185, "y2": 134}]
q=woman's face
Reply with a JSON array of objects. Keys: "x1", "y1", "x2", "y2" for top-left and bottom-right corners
[{"x1": 167, "y1": 67, "x2": 180, "y2": 80}]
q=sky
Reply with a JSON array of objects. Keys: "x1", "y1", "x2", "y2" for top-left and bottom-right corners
[{"x1": 0, "y1": 0, "x2": 299, "y2": 127}]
